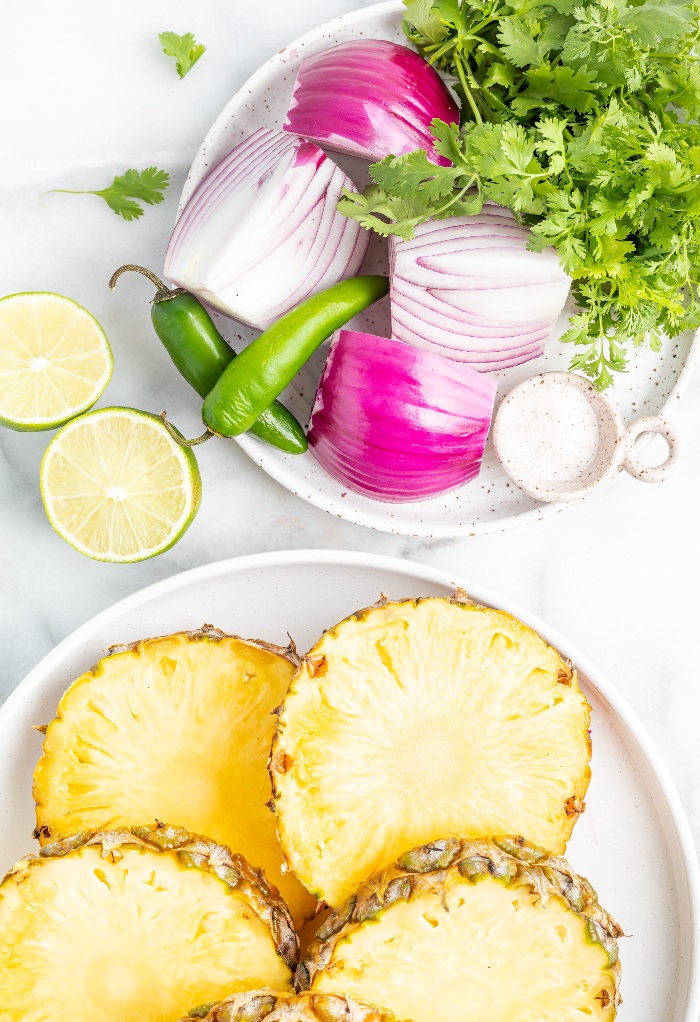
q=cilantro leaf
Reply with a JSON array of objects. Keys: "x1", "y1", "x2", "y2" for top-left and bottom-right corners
[
  {"x1": 159, "y1": 31, "x2": 206, "y2": 79},
  {"x1": 49, "y1": 167, "x2": 169, "y2": 221},
  {"x1": 656, "y1": 64, "x2": 700, "y2": 121},
  {"x1": 618, "y1": 0, "x2": 695, "y2": 45},
  {"x1": 370, "y1": 150, "x2": 460, "y2": 201},
  {"x1": 337, "y1": 187, "x2": 427, "y2": 239},
  {"x1": 497, "y1": 17, "x2": 551, "y2": 67},
  {"x1": 511, "y1": 64, "x2": 598, "y2": 115},
  {"x1": 402, "y1": 0, "x2": 449, "y2": 42}
]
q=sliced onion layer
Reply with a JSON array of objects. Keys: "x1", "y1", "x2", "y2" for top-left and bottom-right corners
[
  {"x1": 308, "y1": 330, "x2": 497, "y2": 503},
  {"x1": 164, "y1": 128, "x2": 369, "y2": 329},
  {"x1": 390, "y1": 207, "x2": 571, "y2": 370},
  {"x1": 283, "y1": 40, "x2": 459, "y2": 165}
]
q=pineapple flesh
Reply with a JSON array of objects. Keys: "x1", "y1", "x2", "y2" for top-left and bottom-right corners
[
  {"x1": 271, "y1": 597, "x2": 591, "y2": 907},
  {"x1": 301, "y1": 837, "x2": 622, "y2": 1022},
  {"x1": 179, "y1": 988, "x2": 402, "y2": 1022},
  {"x1": 33, "y1": 627, "x2": 316, "y2": 924},
  {"x1": 0, "y1": 825, "x2": 298, "y2": 1022}
]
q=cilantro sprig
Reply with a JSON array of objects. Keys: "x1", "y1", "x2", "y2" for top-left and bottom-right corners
[
  {"x1": 50, "y1": 168, "x2": 170, "y2": 221},
  {"x1": 159, "y1": 31, "x2": 206, "y2": 79},
  {"x1": 339, "y1": 0, "x2": 700, "y2": 387}
]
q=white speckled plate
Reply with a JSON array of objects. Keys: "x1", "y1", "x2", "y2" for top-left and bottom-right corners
[
  {"x1": 179, "y1": 1, "x2": 699, "y2": 537},
  {"x1": 1, "y1": 551, "x2": 698, "y2": 1020}
]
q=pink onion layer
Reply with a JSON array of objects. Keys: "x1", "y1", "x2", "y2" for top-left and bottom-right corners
[
  {"x1": 308, "y1": 330, "x2": 497, "y2": 502},
  {"x1": 283, "y1": 40, "x2": 459, "y2": 166},
  {"x1": 164, "y1": 128, "x2": 369, "y2": 329},
  {"x1": 390, "y1": 206, "x2": 571, "y2": 370}
]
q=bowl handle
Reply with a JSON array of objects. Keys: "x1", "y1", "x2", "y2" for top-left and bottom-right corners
[{"x1": 622, "y1": 416, "x2": 682, "y2": 483}]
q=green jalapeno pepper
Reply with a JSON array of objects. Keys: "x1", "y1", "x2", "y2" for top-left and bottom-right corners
[
  {"x1": 202, "y1": 275, "x2": 389, "y2": 438},
  {"x1": 109, "y1": 265, "x2": 307, "y2": 455}
]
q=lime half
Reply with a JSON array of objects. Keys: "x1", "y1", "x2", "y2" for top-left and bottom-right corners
[
  {"x1": 0, "y1": 292, "x2": 112, "y2": 431},
  {"x1": 40, "y1": 408, "x2": 201, "y2": 562}
]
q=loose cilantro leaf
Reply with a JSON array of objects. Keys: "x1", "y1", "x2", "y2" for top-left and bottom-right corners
[
  {"x1": 342, "y1": 0, "x2": 700, "y2": 387},
  {"x1": 50, "y1": 168, "x2": 169, "y2": 221},
  {"x1": 159, "y1": 31, "x2": 206, "y2": 79}
]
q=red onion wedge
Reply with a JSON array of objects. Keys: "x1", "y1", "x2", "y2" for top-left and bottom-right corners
[
  {"x1": 164, "y1": 128, "x2": 369, "y2": 330},
  {"x1": 390, "y1": 206, "x2": 572, "y2": 370},
  {"x1": 308, "y1": 330, "x2": 497, "y2": 503},
  {"x1": 283, "y1": 40, "x2": 459, "y2": 166}
]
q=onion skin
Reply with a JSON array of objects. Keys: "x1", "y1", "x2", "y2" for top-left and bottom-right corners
[
  {"x1": 164, "y1": 128, "x2": 369, "y2": 330},
  {"x1": 283, "y1": 40, "x2": 459, "y2": 166},
  {"x1": 308, "y1": 330, "x2": 497, "y2": 503},
  {"x1": 390, "y1": 206, "x2": 571, "y2": 370}
]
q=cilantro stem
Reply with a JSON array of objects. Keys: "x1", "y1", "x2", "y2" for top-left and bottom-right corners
[
  {"x1": 425, "y1": 38, "x2": 458, "y2": 64},
  {"x1": 454, "y1": 53, "x2": 482, "y2": 126},
  {"x1": 433, "y1": 176, "x2": 480, "y2": 216}
]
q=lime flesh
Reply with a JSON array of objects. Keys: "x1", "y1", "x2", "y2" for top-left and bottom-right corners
[
  {"x1": 40, "y1": 408, "x2": 201, "y2": 562},
  {"x1": 0, "y1": 292, "x2": 112, "y2": 431}
]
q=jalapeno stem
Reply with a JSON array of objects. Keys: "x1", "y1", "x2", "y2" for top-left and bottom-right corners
[
  {"x1": 110, "y1": 264, "x2": 179, "y2": 301},
  {"x1": 160, "y1": 411, "x2": 214, "y2": 447}
]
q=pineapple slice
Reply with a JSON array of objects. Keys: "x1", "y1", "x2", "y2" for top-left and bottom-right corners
[
  {"x1": 0, "y1": 824, "x2": 298, "y2": 1022},
  {"x1": 179, "y1": 988, "x2": 402, "y2": 1022},
  {"x1": 300, "y1": 837, "x2": 622, "y2": 1022},
  {"x1": 270, "y1": 596, "x2": 591, "y2": 907},
  {"x1": 33, "y1": 626, "x2": 316, "y2": 924}
]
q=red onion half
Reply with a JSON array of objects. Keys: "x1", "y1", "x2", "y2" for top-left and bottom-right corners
[
  {"x1": 390, "y1": 206, "x2": 571, "y2": 370},
  {"x1": 164, "y1": 128, "x2": 369, "y2": 329},
  {"x1": 283, "y1": 40, "x2": 459, "y2": 166},
  {"x1": 308, "y1": 330, "x2": 497, "y2": 502}
]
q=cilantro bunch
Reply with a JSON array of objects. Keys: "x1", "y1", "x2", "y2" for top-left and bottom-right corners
[{"x1": 339, "y1": 0, "x2": 700, "y2": 387}]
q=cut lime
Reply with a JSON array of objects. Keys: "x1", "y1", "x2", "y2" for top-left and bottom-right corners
[
  {"x1": 0, "y1": 292, "x2": 112, "y2": 431},
  {"x1": 40, "y1": 408, "x2": 201, "y2": 562}
]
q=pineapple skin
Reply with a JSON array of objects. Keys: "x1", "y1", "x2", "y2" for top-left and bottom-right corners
[
  {"x1": 299, "y1": 836, "x2": 622, "y2": 1019},
  {"x1": 270, "y1": 595, "x2": 592, "y2": 907},
  {"x1": 180, "y1": 988, "x2": 402, "y2": 1022},
  {"x1": 33, "y1": 625, "x2": 317, "y2": 926},
  {"x1": 5, "y1": 822, "x2": 299, "y2": 973}
]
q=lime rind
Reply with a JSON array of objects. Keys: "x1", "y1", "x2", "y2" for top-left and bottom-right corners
[
  {"x1": 0, "y1": 292, "x2": 113, "y2": 432},
  {"x1": 40, "y1": 407, "x2": 201, "y2": 563}
]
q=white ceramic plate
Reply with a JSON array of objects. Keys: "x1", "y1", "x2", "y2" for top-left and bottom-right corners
[
  {"x1": 0, "y1": 550, "x2": 698, "y2": 1021},
  {"x1": 178, "y1": 1, "x2": 699, "y2": 537}
]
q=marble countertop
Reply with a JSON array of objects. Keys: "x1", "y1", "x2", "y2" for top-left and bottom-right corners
[{"x1": 1, "y1": 0, "x2": 699, "y2": 863}]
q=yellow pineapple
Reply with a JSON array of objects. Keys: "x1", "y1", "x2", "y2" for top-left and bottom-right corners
[
  {"x1": 301, "y1": 836, "x2": 622, "y2": 1022},
  {"x1": 271, "y1": 596, "x2": 591, "y2": 907},
  {"x1": 33, "y1": 626, "x2": 316, "y2": 924},
  {"x1": 0, "y1": 824, "x2": 298, "y2": 1022}
]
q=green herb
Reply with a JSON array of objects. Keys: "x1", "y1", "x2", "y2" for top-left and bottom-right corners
[
  {"x1": 50, "y1": 168, "x2": 170, "y2": 221},
  {"x1": 339, "y1": 0, "x2": 700, "y2": 387},
  {"x1": 159, "y1": 31, "x2": 206, "y2": 78}
]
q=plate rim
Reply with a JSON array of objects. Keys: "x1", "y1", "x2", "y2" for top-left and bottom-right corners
[
  {"x1": 2, "y1": 548, "x2": 699, "y2": 1022},
  {"x1": 178, "y1": 0, "x2": 700, "y2": 538}
]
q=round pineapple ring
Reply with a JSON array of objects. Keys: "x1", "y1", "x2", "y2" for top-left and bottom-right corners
[
  {"x1": 0, "y1": 825, "x2": 298, "y2": 1022},
  {"x1": 180, "y1": 988, "x2": 404, "y2": 1022},
  {"x1": 271, "y1": 596, "x2": 591, "y2": 908},
  {"x1": 301, "y1": 837, "x2": 622, "y2": 1022},
  {"x1": 33, "y1": 627, "x2": 317, "y2": 925}
]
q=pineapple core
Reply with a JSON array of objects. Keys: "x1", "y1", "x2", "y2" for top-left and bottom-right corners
[
  {"x1": 272, "y1": 599, "x2": 591, "y2": 906},
  {"x1": 0, "y1": 846, "x2": 292, "y2": 1021},
  {"x1": 312, "y1": 875, "x2": 615, "y2": 1022},
  {"x1": 33, "y1": 632, "x2": 315, "y2": 924}
]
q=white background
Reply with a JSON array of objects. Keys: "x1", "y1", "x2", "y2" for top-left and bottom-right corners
[{"x1": 1, "y1": 0, "x2": 699, "y2": 861}]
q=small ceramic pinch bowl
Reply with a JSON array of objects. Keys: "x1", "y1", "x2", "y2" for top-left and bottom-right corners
[{"x1": 493, "y1": 371, "x2": 682, "y2": 503}]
